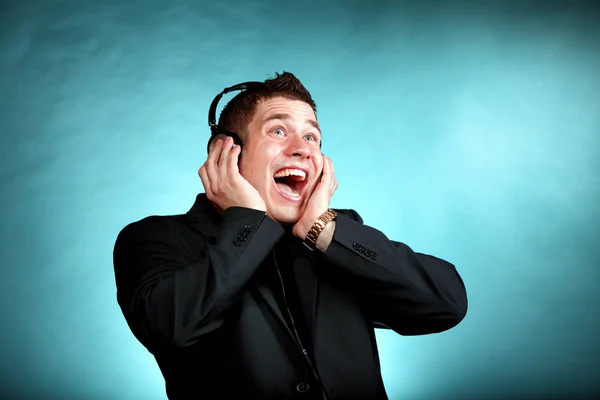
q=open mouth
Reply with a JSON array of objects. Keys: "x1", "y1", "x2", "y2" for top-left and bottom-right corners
[{"x1": 273, "y1": 168, "x2": 308, "y2": 201}]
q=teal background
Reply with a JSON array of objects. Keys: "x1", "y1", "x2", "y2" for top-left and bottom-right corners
[{"x1": 1, "y1": 1, "x2": 599, "y2": 399}]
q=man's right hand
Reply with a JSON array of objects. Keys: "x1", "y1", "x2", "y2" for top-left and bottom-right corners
[{"x1": 198, "y1": 135, "x2": 267, "y2": 213}]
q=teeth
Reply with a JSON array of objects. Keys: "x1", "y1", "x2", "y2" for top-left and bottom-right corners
[{"x1": 273, "y1": 168, "x2": 306, "y2": 181}]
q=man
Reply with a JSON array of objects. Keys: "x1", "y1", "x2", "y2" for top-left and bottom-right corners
[{"x1": 113, "y1": 72, "x2": 468, "y2": 399}]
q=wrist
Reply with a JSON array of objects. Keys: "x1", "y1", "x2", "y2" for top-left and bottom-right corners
[
  {"x1": 299, "y1": 209, "x2": 337, "y2": 252},
  {"x1": 294, "y1": 218, "x2": 313, "y2": 240},
  {"x1": 315, "y1": 220, "x2": 335, "y2": 252}
]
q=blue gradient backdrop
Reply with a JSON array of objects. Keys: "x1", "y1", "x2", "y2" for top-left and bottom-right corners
[{"x1": 1, "y1": 1, "x2": 599, "y2": 399}]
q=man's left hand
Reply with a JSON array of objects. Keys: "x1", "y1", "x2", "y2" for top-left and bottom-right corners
[{"x1": 292, "y1": 155, "x2": 338, "y2": 240}]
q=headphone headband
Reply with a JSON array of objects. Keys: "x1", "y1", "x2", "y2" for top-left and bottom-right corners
[{"x1": 207, "y1": 81, "x2": 264, "y2": 150}]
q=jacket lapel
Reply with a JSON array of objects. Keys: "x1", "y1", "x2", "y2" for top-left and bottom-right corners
[
  {"x1": 252, "y1": 256, "x2": 320, "y2": 351},
  {"x1": 253, "y1": 281, "x2": 298, "y2": 339}
]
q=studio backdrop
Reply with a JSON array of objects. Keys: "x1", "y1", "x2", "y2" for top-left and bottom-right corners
[{"x1": 1, "y1": 1, "x2": 599, "y2": 399}]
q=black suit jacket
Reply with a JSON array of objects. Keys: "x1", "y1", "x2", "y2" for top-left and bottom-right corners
[{"x1": 113, "y1": 194, "x2": 467, "y2": 399}]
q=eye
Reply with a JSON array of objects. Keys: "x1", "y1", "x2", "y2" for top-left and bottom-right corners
[
  {"x1": 305, "y1": 134, "x2": 321, "y2": 145},
  {"x1": 272, "y1": 128, "x2": 285, "y2": 136}
]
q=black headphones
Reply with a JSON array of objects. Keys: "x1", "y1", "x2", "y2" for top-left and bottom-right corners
[{"x1": 207, "y1": 81, "x2": 264, "y2": 153}]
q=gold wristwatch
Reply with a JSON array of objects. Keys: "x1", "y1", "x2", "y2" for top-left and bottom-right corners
[{"x1": 303, "y1": 209, "x2": 338, "y2": 251}]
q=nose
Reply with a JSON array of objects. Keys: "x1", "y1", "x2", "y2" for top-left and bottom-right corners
[{"x1": 285, "y1": 134, "x2": 311, "y2": 159}]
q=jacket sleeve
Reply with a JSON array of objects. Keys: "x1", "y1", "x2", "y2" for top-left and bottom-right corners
[
  {"x1": 313, "y1": 209, "x2": 468, "y2": 336},
  {"x1": 113, "y1": 206, "x2": 285, "y2": 351}
]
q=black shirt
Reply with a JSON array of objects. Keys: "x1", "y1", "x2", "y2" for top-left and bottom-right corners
[{"x1": 270, "y1": 229, "x2": 314, "y2": 360}]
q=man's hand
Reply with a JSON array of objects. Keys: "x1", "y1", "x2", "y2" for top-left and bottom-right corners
[
  {"x1": 292, "y1": 155, "x2": 338, "y2": 240},
  {"x1": 198, "y1": 136, "x2": 267, "y2": 213}
]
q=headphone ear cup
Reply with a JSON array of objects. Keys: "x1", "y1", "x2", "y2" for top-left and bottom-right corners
[{"x1": 230, "y1": 133, "x2": 243, "y2": 148}]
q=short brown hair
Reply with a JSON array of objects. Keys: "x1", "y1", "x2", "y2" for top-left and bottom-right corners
[{"x1": 217, "y1": 71, "x2": 317, "y2": 143}]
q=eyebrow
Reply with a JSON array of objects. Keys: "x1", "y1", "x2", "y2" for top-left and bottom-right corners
[{"x1": 263, "y1": 113, "x2": 321, "y2": 135}]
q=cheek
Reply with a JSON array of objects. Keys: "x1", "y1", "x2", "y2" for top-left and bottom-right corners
[
  {"x1": 240, "y1": 163, "x2": 263, "y2": 186},
  {"x1": 239, "y1": 158, "x2": 258, "y2": 184},
  {"x1": 240, "y1": 145, "x2": 277, "y2": 183}
]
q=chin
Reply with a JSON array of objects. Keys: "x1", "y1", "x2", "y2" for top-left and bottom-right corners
[{"x1": 269, "y1": 207, "x2": 303, "y2": 225}]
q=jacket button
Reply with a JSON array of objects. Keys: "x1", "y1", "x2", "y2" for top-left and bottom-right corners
[{"x1": 296, "y1": 382, "x2": 310, "y2": 393}]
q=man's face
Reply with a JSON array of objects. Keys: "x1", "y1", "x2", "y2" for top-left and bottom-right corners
[{"x1": 239, "y1": 97, "x2": 324, "y2": 224}]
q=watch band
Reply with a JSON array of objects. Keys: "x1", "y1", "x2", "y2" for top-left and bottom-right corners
[{"x1": 303, "y1": 209, "x2": 338, "y2": 251}]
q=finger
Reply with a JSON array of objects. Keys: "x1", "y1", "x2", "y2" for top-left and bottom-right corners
[
  {"x1": 199, "y1": 165, "x2": 212, "y2": 197},
  {"x1": 322, "y1": 157, "x2": 333, "y2": 192},
  {"x1": 217, "y1": 136, "x2": 233, "y2": 168},
  {"x1": 229, "y1": 143, "x2": 241, "y2": 175},
  {"x1": 320, "y1": 155, "x2": 328, "y2": 180},
  {"x1": 323, "y1": 156, "x2": 333, "y2": 182},
  {"x1": 218, "y1": 136, "x2": 233, "y2": 175},
  {"x1": 217, "y1": 137, "x2": 233, "y2": 173},
  {"x1": 205, "y1": 138, "x2": 223, "y2": 182},
  {"x1": 208, "y1": 133, "x2": 229, "y2": 153},
  {"x1": 329, "y1": 158, "x2": 336, "y2": 191},
  {"x1": 208, "y1": 137, "x2": 224, "y2": 162}
]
